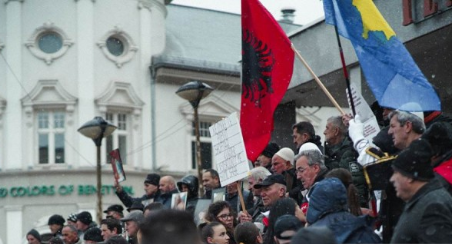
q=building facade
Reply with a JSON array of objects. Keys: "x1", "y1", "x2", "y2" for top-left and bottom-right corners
[{"x1": 2, "y1": 0, "x2": 449, "y2": 243}]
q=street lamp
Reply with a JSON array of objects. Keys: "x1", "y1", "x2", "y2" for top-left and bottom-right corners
[
  {"x1": 78, "y1": 116, "x2": 117, "y2": 224},
  {"x1": 176, "y1": 81, "x2": 213, "y2": 197}
]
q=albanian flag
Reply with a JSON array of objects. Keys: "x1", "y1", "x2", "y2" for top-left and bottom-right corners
[{"x1": 241, "y1": 0, "x2": 294, "y2": 161}]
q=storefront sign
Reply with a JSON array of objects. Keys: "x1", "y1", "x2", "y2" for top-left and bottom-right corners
[{"x1": 0, "y1": 185, "x2": 134, "y2": 198}]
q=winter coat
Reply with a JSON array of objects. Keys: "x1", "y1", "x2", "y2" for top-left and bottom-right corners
[
  {"x1": 116, "y1": 189, "x2": 160, "y2": 208},
  {"x1": 283, "y1": 167, "x2": 301, "y2": 196},
  {"x1": 225, "y1": 190, "x2": 254, "y2": 213},
  {"x1": 300, "y1": 168, "x2": 329, "y2": 214},
  {"x1": 246, "y1": 196, "x2": 267, "y2": 224},
  {"x1": 324, "y1": 137, "x2": 368, "y2": 207},
  {"x1": 311, "y1": 212, "x2": 381, "y2": 244},
  {"x1": 156, "y1": 189, "x2": 179, "y2": 209},
  {"x1": 390, "y1": 179, "x2": 452, "y2": 244},
  {"x1": 307, "y1": 178, "x2": 381, "y2": 244}
]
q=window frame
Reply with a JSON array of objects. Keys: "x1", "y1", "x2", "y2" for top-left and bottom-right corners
[
  {"x1": 36, "y1": 110, "x2": 66, "y2": 165},
  {"x1": 105, "y1": 112, "x2": 130, "y2": 165},
  {"x1": 191, "y1": 120, "x2": 214, "y2": 170}
]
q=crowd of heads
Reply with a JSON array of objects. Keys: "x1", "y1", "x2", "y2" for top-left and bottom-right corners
[{"x1": 25, "y1": 104, "x2": 452, "y2": 244}]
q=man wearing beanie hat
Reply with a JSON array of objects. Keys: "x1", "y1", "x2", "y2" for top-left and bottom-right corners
[
  {"x1": 272, "y1": 148, "x2": 300, "y2": 201},
  {"x1": 272, "y1": 148, "x2": 294, "y2": 175},
  {"x1": 26, "y1": 229, "x2": 42, "y2": 244},
  {"x1": 76, "y1": 211, "x2": 97, "y2": 240},
  {"x1": 114, "y1": 173, "x2": 161, "y2": 208},
  {"x1": 256, "y1": 142, "x2": 280, "y2": 171},
  {"x1": 390, "y1": 139, "x2": 452, "y2": 244},
  {"x1": 48, "y1": 214, "x2": 65, "y2": 238}
]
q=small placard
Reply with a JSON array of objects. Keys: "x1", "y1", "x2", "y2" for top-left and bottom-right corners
[
  {"x1": 209, "y1": 112, "x2": 250, "y2": 187},
  {"x1": 109, "y1": 149, "x2": 126, "y2": 182}
]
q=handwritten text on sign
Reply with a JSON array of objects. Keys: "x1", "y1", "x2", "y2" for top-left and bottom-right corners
[{"x1": 209, "y1": 113, "x2": 250, "y2": 186}]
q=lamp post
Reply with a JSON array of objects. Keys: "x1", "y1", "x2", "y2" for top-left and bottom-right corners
[
  {"x1": 176, "y1": 81, "x2": 213, "y2": 197},
  {"x1": 78, "y1": 117, "x2": 117, "y2": 224}
]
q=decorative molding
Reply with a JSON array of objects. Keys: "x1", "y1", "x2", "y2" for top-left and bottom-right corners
[
  {"x1": 137, "y1": 0, "x2": 167, "y2": 17},
  {"x1": 96, "y1": 26, "x2": 138, "y2": 68},
  {"x1": 4, "y1": 0, "x2": 24, "y2": 5},
  {"x1": 21, "y1": 80, "x2": 78, "y2": 126},
  {"x1": 24, "y1": 21, "x2": 74, "y2": 65},
  {"x1": 180, "y1": 93, "x2": 238, "y2": 121},
  {"x1": 95, "y1": 81, "x2": 145, "y2": 113}
]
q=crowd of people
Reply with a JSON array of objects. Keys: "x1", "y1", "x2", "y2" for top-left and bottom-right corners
[{"x1": 26, "y1": 105, "x2": 452, "y2": 244}]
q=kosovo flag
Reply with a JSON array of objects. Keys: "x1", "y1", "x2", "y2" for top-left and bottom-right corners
[
  {"x1": 241, "y1": 0, "x2": 294, "y2": 161},
  {"x1": 323, "y1": 0, "x2": 441, "y2": 112}
]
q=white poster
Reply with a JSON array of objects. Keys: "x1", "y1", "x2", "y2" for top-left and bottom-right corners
[
  {"x1": 209, "y1": 112, "x2": 250, "y2": 187},
  {"x1": 347, "y1": 84, "x2": 380, "y2": 141}
]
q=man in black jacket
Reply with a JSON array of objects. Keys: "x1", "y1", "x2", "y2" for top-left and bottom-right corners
[
  {"x1": 156, "y1": 175, "x2": 178, "y2": 209},
  {"x1": 114, "y1": 173, "x2": 161, "y2": 208},
  {"x1": 390, "y1": 139, "x2": 452, "y2": 243}
]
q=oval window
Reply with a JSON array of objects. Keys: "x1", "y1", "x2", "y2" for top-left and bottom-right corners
[
  {"x1": 38, "y1": 32, "x2": 63, "y2": 54},
  {"x1": 106, "y1": 37, "x2": 124, "y2": 56}
]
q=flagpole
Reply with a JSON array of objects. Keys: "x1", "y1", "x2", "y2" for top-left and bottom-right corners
[
  {"x1": 291, "y1": 44, "x2": 345, "y2": 115},
  {"x1": 334, "y1": 26, "x2": 356, "y2": 116}
]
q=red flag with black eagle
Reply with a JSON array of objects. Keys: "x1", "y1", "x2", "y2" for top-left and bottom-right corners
[{"x1": 241, "y1": 0, "x2": 294, "y2": 161}]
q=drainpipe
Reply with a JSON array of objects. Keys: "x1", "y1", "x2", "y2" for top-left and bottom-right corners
[{"x1": 149, "y1": 65, "x2": 157, "y2": 171}]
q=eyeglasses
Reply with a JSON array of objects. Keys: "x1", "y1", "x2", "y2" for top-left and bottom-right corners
[
  {"x1": 106, "y1": 215, "x2": 114, "y2": 219},
  {"x1": 296, "y1": 166, "x2": 309, "y2": 173},
  {"x1": 217, "y1": 213, "x2": 233, "y2": 220}
]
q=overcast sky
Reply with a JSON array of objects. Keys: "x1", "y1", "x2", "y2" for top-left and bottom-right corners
[{"x1": 170, "y1": 0, "x2": 325, "y2": 25}]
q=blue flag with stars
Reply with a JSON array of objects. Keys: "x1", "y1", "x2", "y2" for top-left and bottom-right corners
[{"x1": 323, "y1": 0, "x2": 440, "y2": 112}]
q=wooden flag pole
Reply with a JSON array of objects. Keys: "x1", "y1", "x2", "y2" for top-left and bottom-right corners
[
  {"x1": 237, "y1": 182, "x2": 248, "y2": 214},
  {"x1": 291, "y1": 44, "x2": 345, "y2": 115}
]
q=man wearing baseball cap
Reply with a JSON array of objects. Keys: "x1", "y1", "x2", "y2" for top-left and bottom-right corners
[
  {"x1": 390, "y1": 139, "x2": 452, "y2": 243},
  {"x1": 104, "y1": 204, "x2": 124, "y2": 220},
  {"x1": 114, "y1": 173, "x2": 161, "y2": 208},
  {"x1": 254, "y1": 174, "x2": 287, "y2": 208},
  {"x1": 121, "y1": 211, "x2": 144, "y2": 244}
]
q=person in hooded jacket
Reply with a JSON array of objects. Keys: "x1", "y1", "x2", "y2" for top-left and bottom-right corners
[
  {"x1": 48, "y1": 214, "x2": 65, "y2": 238},
  {"x1": 306, "y1": 178, "x2": 381, "y2": 244},
  {"x1": 177, "y1": 175, "x2": 199, "y2": 215}
]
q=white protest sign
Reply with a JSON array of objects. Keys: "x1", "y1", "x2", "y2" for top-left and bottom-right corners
[
  {"x1": 347, "y1": 84, "x2": 380, "y2": 141},
  {"x1": 209, "y1": 112, "x2": 250, "y2": 187}
]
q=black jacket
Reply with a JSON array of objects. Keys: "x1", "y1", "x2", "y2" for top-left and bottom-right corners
[
  {"x1": 156, "y1": 189, "x2": 179, "y2": 209},
  {"x1": 391, "y1": 179, "x2": 452, "y2": 243},
  {"x1": 116, "y1": 189, "x2": 160, "y2": 208}
]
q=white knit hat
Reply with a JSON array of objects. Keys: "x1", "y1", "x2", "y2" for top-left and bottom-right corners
[
  {"x1": 298, "y1": 142, "x2": 322, "y2": 155},
  {"x1": 275, "y1": 147, "x2": 295, "y2": 164}
]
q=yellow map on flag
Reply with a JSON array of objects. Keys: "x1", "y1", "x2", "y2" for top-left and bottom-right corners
[{"x1": 353, "y1": 0, "x2": 395, "y2": 40}]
